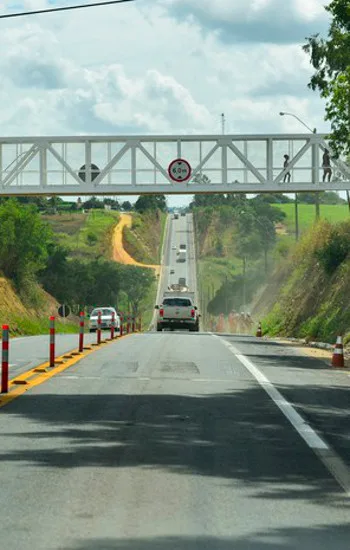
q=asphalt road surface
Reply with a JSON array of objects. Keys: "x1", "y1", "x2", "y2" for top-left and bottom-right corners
[{"x1": 0, "y1": 332, "x2": 349, "y2": 549}]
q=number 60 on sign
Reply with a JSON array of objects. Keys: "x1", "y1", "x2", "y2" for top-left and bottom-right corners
[{"x1": 168, "y1": 159, "x2": 192, "y2": 182}]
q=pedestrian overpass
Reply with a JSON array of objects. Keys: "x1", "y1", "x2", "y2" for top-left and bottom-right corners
[{"x1": 0, "y1": 133, "x2": 349, "y2": 196}]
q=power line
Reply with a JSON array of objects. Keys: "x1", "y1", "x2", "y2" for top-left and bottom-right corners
[{"x1": 0, "y1": 0, "x2": 136, "y2": 20}]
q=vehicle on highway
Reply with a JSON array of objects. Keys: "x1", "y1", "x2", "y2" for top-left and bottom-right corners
[
  {"x1": 89, "y1": 307, "x2": 120, "y2": 333},
  {"x1": 179, "y1": 243, "x2": 186, "y2": 250},
  {"x1": 170, "y1": 269, "x2": 175, "y2": 274},
  {"x1": 155, "y1": 295, "x2": 199, "y2": 332},
  {"x1": 181, "y1": 212, "x2": 186, "y2": 216},
  {"x1": 177, "y1": 250, "x2": 186, "y2": 262},
  {"x1": 174, "y1": 213, "x2": 179, "y2": 220},
  {"x1": 178, "y1": 277, "x2": 186, "y2": 286},
  {"x1": 172, "y1": 245, "x2": 177, "y2": 250}
]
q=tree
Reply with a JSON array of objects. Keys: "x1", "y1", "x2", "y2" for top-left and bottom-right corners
[
  {"x1": 122, "y1": 201, "x2": 132, "y2": 211},
  {"x1": 120, "y1": 265, "x2": 155, "y2": 314},
  {"x1": 83, "y1": 196, "x2": 104, "y2": 209},
  {"x1": 134, "y1": 194, "x2": 167, "y2": 213},
  {"x1": 303, "y1": 0, "x2": 350, "y2": 156},
  {"x1": 254, "y1": 193, "x2": 293, "y2": 204},
  {"x1": 0, "y1": 200, "x2": 52, "y2": 285}
]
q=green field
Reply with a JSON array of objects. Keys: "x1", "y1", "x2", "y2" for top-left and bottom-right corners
[
  {"x1": 273, "y1": 203, "x2": 350, "y2": 234},
  {"x1": 43, "y1": 210, "x2": 120, "y2": 259}
]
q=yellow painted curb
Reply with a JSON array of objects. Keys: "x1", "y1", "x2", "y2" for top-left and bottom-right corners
[{"x1": 0, "y1": 334, "x2": 134, "y2": 410}]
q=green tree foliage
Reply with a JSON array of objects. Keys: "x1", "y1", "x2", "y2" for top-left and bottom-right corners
[
  {"x1": 83, "y1": 196, "x2": 104, "y2": 209},
  {"x1": 121, "y1": 201, "x2": 132, "y2": 211},
  {"x1": 303, "y1": 0, "x2": 350, "y2": 156},
  {"x1": 0, "y1": 200, "x2": 52, "y2": 285},
  {"x1": 134, "y1": 194, "x2": 167, "y2": 213},
  {"x1": 119, "y1": 265, "x2": 155, "y2": 314},
  {"x1": 297, "y1": 191, "x2": 345, "y2": 204},
  {"x1": 314, "y1": 224, "x2": 350, "y2": 274},
  {"x1": 86, "y1": 232, "x2": 98, "y2": 246},
  {"x1": 254, "y1": 193, "x2": 293, "y2": 204}
]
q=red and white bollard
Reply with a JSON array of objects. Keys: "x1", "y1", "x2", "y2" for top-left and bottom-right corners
[
  {"x1": 111, "y1": 312, "x2": 115, "y2": 339},
  {"x1": 119, "y1": 314, "x2": 124, "y2": 337},
  {"x1": 97, "y1": 310, "x2": 102, "y2": 344},
  {"x1": 79, "y1": 311, "x2": 85, "y2": 352},
  {"x1": 50, "y1": 316, "x2": 55, "y2": 367},
  {"x1": 1, "y1": 324, "x2": 9, "y2": 394},
  {"x1": 332, "y1": 336, "x2": 345, "y2": 368}
]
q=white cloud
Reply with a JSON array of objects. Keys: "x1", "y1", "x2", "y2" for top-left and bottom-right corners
[{"x1": 0, "y1": 0, "x2": 331, "y2": 205}]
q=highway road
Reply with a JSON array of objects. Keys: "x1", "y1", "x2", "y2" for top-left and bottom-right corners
[
  {"x1": 156, "y1": 213, "x2": 198, "y2": 309},
  {"x1": 0, "y1": 212, "x2": 350, "y2": 549}
]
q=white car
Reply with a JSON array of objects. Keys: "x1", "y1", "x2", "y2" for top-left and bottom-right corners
[
  {"x1": 89, "y1": 307, "x2": 120, "y2": 333},
  {"x1": 172, "y1": 245, "x2": 177, "y2": 250}
]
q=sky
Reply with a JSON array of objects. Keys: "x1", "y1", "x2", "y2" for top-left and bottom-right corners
[{"x1": 0, "y1": 0, "x2": 331, "y2": 206}]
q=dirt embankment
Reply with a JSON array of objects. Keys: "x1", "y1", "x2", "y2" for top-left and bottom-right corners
[{"x1": 112, "y1": 214, "x2": 160, "y2": 275}]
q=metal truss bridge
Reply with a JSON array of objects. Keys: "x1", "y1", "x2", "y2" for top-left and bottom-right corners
[{"x1": 0, "y1": 133, "x2": 349, "y2": 196}]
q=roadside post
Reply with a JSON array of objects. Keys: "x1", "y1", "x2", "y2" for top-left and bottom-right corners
[
  {"x1": 111, "y1": 312, "x2": 115, "y2": 339},
  {"x1": 49, "y1": 316, "x2": 55, "y2": 367},
  {"x1": 119, "y1": 313, "x2": 124, "y2": 337},
  {"x1": 132, "y1": 315, "x2": 136, "y2": 333},
  {"x1": 79, "y1": 311, "x2": 85, "y2": 352},
  {"x1": 1, "y1": 325, "x2": 9, "y2": 393},
  {"x1": 138, "y1": 316, "x2": 142, "y2": 332},
  {"x1": 97, "y1": 310, "x2": 102, "y2": 345},
  {"x1": 126, "y1": 315, "x2": 130, "y2": 334}
]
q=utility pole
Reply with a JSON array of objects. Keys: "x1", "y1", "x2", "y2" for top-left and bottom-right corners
[
  {"x1": 221, "y1": 113, "x2": 225, "y2": 135},
  {"x1": 295, "y1": 193, "x2": 299, "y2": 241}
]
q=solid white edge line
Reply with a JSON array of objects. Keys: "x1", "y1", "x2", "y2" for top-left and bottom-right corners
[{"x1": 213, "y1": 335, "x2": 329, "y2": 451}]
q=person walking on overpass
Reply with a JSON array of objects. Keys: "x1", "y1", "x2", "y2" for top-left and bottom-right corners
[
  {"x1": 283, "y1": 154, "x2": 291, "y2": 183},
  {"x1": 322, "y1": 149, "x2": 332, "y2": 182}
]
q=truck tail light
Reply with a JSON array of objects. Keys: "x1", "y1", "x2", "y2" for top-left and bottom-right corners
[
  {"x1": 159, "y1": 308, "x2": 164, "y2": 317},
  {"x1": 191, "y1": 309, "x2": 195, "y2": 318}
]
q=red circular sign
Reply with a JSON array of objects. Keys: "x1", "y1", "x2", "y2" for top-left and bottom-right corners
[{"x1": 168, "y1": 158, "x2": 192, "y2": 182}]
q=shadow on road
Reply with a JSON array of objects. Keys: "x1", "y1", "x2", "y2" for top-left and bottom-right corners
[
  {"x1": 1, "y1": 383, "x2": 350, "y2": 509},
  {"x1": 63, "y1": 528, "x2": 350, "y2": 550}
]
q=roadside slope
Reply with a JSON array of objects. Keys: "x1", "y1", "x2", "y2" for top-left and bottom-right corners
[{"x1": 112, "y1": 213, "x2": 161, "y2": 275}]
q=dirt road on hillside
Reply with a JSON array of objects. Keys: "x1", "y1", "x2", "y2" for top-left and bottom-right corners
[{"x1": 112, "y1": 213, "x2": 161, "y2": 275}]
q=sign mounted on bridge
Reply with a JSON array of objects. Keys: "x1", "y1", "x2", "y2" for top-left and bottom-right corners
[{"x1": 168, "y1": 158, "x2": 192, "y2": 182}]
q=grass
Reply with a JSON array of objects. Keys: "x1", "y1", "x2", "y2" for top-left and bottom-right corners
[
  {"x1": 43, "y1": 210, "x2": 120, "y2": 260},
  {"x1": 10, "y1": 316, "x2": 78, "y2": 337},
  {"x1": 123, "y1": 211, "x2": 167, "y2": 265},
  {"x1": 273, "y1": 203, "x2": 350, "y2": 235}
]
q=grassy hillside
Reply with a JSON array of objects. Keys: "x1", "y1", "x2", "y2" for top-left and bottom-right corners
[
  {"x1": 123, "y1": 211, "x2": 167, "y2": 264},
  {"x1": 259, "y1": 219, "x2": 350, "y2": 343},
  {"x1": 0, "y1": 277, "x2": 77, "y2": 336},
  {"x1": 43, "y1": 210, "x2": 119, "y2": 259}
]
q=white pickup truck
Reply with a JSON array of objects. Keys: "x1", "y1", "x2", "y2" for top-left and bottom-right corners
[{"x1": 155, "y1": 294, "x2": 199, "y2": 332}]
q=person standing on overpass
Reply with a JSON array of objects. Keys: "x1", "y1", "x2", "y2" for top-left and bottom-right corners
[
  {"x1": 283, "y1": 154, "x2": 291, "y2": 183},
  {"x1": 322, "y1": 149, "x2": 332, "y2": 182}
]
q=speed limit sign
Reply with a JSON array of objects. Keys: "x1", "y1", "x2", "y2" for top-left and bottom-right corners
[{"x1": 168, "y1": 158, "x2": 192, "y2": 182}]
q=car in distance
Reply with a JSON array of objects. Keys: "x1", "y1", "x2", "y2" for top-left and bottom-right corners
[
  {"x1": 172, "y1": 245, "x2": 177, "y2": 250},
  {"x1": 170, "y1": 269, "x2": 175, "y2": 274},
  {"x1": 89, "y1": 307, "x2": 120, "y2": 333}
]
